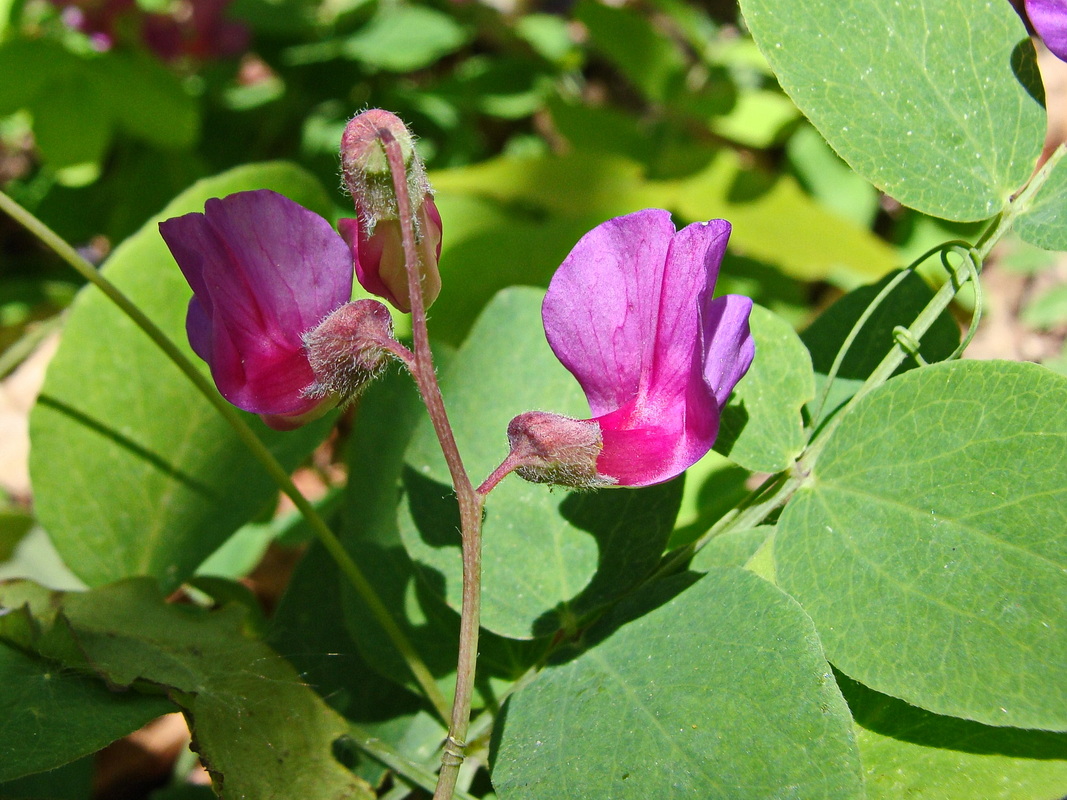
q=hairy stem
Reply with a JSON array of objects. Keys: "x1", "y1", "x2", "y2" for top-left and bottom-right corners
[
  {"x1": 376, "y1": 133, "x2": 484, "y2": 800},
  {"x1": 0, "y1": 188, "x2": 450, "y2": 722}
]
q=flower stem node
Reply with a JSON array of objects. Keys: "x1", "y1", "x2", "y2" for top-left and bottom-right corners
[
  {"x1": 302, "y1": 299, "x2": 397, "y2": 403},
  {"x1": 506, "y1": 411, "x2": 615, "y2": 490}
]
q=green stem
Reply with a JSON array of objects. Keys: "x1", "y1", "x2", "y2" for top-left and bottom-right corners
[
  {"x1": 375, "y1": 134, "x2": 484, "y2": 800},
  {"x1": 347, "y1": 723, "x2": 478, "y2": 800},
  {"x1": 0, "y1": 188, "x2": 450, "y2": 722}
]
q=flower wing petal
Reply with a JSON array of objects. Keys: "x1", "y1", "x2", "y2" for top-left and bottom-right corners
[{"x1": 701, "y1": 293, "x2": 755, "y2": 409}]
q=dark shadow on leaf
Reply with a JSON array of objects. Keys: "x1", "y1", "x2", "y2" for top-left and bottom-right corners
[
  {"x1": 1011, "y1": 38, "x2": 1046, "y2": 108},
  {"x1": 35, "y1": 394, "x2": 215, "y2": 497},
  {"x1": 800, "y1": 271, "x2": 960, "y2": 429},
  {"x1": 712, "y1": 399, "x2": 750, "y2": 460},
  {"x1": 489, "y1": 571, "x2": 706, "y2": 769},
  {"x1": 667, "y1": 463, "x2": 750, "y2": 550},
  {"x1": 545, "y1": 570, "x2": 704, "y2": 667},
  {"x1": 528, "y1": 478, "x2": 684, "y2": 638},
  {"x1": 401, "y1": 467, "x2": 463, "y2": 549},
  {"x1": 836, "y1": 668, "x2": 1067, "y2": 759}
]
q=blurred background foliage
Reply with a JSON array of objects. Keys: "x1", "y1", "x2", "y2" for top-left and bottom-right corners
[{"x1": 1, "y1": 0, "x2": 1064, "y2": 355}]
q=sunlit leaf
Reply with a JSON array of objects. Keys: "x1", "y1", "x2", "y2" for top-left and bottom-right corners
[
  {"x1": 739, "y1": 0, "x2": 1045, "y2": 221},
  {"x1": 492, "y1": 569, "x2": 862, "y2": 799},
  {"x1": 777, "y1": 361, "x2": 1067, "y2": 729}
]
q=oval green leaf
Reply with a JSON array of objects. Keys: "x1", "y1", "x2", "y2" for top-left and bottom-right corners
[
  {"x1": 739, "y1": 0, "x2": 1046, "y2": 221},
  {"x1": 776, "y1": 361, "x2": 1067, "y2": 729},
  {"x1": 0, "y1": 640, "x2": 172, "y2": 782},
  {"x1": 492, "y1": 568, "x2": 863, "y2": 799}
]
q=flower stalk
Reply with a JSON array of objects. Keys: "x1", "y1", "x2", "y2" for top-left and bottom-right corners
[{"x1": 375, "y1": 128, "x2": 485, "y2": 800}]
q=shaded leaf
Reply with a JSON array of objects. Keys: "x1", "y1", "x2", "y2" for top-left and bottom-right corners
[
  {"x1": 715, "y1": 303, "x2": 813, "y2": 472},
  {"x1": 0, "y1": 637, "x2": 172, "y2": 782},
  {"x1": 841, "y1": 673, "x2": 1067, "y2": 800}
]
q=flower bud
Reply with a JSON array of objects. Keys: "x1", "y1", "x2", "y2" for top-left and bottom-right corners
[
  {"x1": 506, "y1": 411, "x2": 615, "y2": 489},
  {"x1": 341, "y1": 109, "x2": 431, "y2": 228},
  {"x1": 338, "y1": 199, "x2": 442, "y2": 313},
  {"x1": 339, "y1": 109, "x2": 442, "y2": 313},
  {"x1": 302, "y1": 300, "x2": 397, "y2": 403}
]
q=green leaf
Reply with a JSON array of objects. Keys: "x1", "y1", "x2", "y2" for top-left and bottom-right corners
[
  {"x1": 714, "y1": 304, "x2": 814, "y2": 472},
  {"x1": 492, "y1": 569, "x2": 863, "y2": 799},
  {"x1": 800, "y1": 271, "x2": 960, "y2": 428},
  {"x1": 0, "y1": 758, "x2": 93, "y2": 800},
  {"x1": 689, "y1": 525, "x2": 772, "y2": 571},
  {"x1": 431, "y1": 193, "x2": 600, "y2": 345},
  {"x1": 270, "y1": 541, "x2": 431, "y2": 788},
  {"x1": 0, "y1": 39, "x2": 74, "y2": 114},
  {"x1": 1022, "y1": 283, "x2": 1067, "y2": 329},
  {"x1": 776, "y1": 361, "x2": 1067, "y2": 729},
  {"x1": 0, "y1": 638, "x2": 172, "y2": 781},
  {"x1": 343, "y1": 5, "x2": 468, "y2": 72},
  {"x1": 95, "y1": 53, "x2": 199, "y2": 150},
  {"x1": 399, "y1": 288, "x2": 683, "y2": 639},
  {"x1": 30, "y1": 163, "x2": 335, "y2": 592},
  {"x1": 672, "y1": 151, "x2": 899, "y2": 283},
  {"x1": 841, "y1": 673, "x2": 1067, "y2": 800},
  {"x1": 574, "y1": 0, "x2": 685, "y2": 103},
  {"x1": 431, "y1": 150, "x2": 899, "y2": 291},
  {"x1": 708, "y1": 88, "x2": 800, "y2": 149},
  {"x1": 739, "y1": 0, "x2": 1046, "y2": 221},
  {"x1": 26, "y1": 579, "x2": 374, "y2": 800},
  {"x1": 31, "y1": 71, "x2": 111, "y2": 171}
]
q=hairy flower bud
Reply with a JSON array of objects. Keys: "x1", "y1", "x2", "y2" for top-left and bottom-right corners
[
  {"x1": 506, "y1": 411, "x2": 614, "y2": 489},
  {"x1": 339, "y1": 109, "x2": 442, "y2": 313},
  {"x1": 341, "y1": 109, "x2": 431, "y2": 228},
  {"x1": 302, "y1": 300, "x2": 396, "y2": 402}
]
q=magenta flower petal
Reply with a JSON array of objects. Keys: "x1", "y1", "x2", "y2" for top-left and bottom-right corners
[
  {"x1": 543, "y1": 210, "x2": 754, "y2": 487},
  {"x1": 1026, "y1": 0, "x2": 1067, "y2": 60},
  {"x1": 159, "y1": 189, "x2": 353, "y2": 422}
]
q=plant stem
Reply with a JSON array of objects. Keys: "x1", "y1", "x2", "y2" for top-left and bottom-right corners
[
  {"x1": 0, "y1": 188, "x2": 450, "y2": 722},
  {"x1": 347, "y1": 723, "x2": 479, "y2": 800},
  {"x1": 376, "y1": 133, "x2": 484, "y2": 800}
]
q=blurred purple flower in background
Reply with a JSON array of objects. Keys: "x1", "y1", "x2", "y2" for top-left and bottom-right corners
[
  {"x1": 141, "y1": 0, "x2": 249, "y2": 62},
  {"x1": 50, "y1": 0, "x2": 248, "y2": 61},
  {"x1": 1025, "y1": 0, "x2": 1067, "y2": 60},
  {"x1": 541, "y1": 210, "x2": 754, "y2": 487},
  {"x1": 159, "y1": 190, "x2": 353, "y2": 430}
]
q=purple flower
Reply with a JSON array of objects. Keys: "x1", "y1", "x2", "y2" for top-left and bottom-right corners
[
  {"x1": 159, "y1": 189, "x2": 353, "y2": 430},
  {"x1": 542, "y1": 209, "x2": 754, "y2": 487},
  {"x1": 1025, "y1": 0, "x2": 1067, "y2": 60}
]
